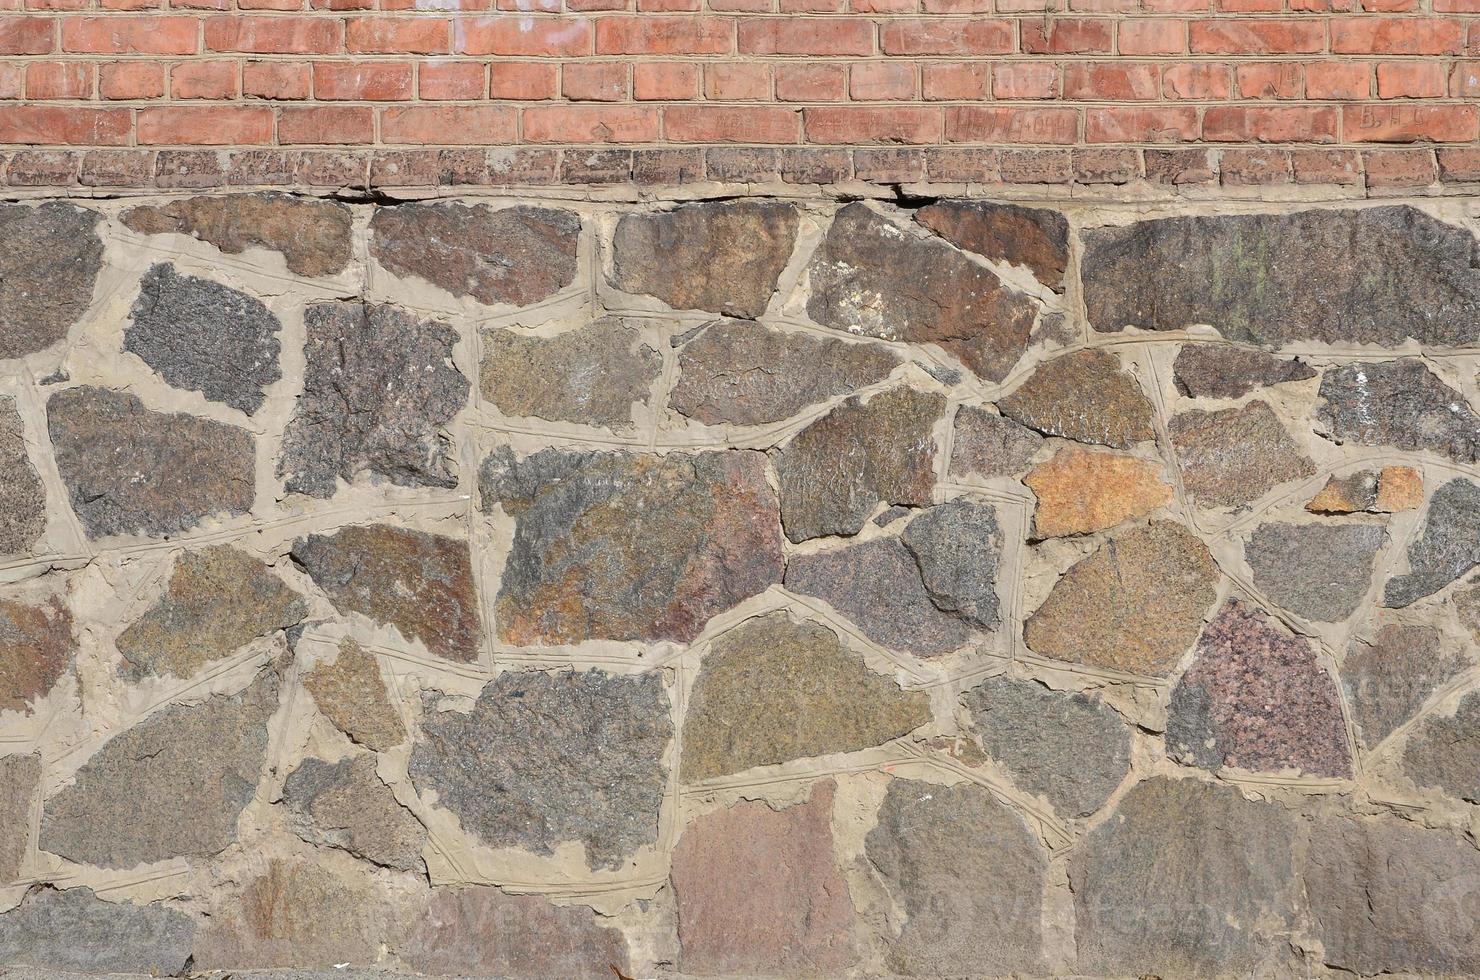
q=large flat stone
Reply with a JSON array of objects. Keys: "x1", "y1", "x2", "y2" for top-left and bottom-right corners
[
  {"x1": 371, "y1": 202, "x2": 579, "y2": 307},
  {"x1": 125, "y1": 264, "x2": 282, "y2": 414},
  {"x1": 480, "y1": 317, "x2": 660, "y2": 428},
  {"x1": 806, "y1": 203, "x2": 1037, "y2": 382},
  {"x1": 1384, "y1": 478, "x2": 1480, "y2": 606},
  {"x1": 1173, "y1": 345, "x2": 1316, "y2": 399},
  {"x1": 1025, "y1": 521, "x2": 1221, "y2": 676},
  {"x1": 281, "y1": 754, "x2": 426, "y2": 872},
  {"x1": 1084, "y1": 206, "x2": 1480, "y2": 347},
  {"x1": 998, "y1": 349, "x2": 1155, "y2": 448},
  {"x1": 785, "y1": 537, "x2": 974, "y2": 657},
  {"x1": 0, "y1": 396, "x2": 45, "y2": 557},
  {"x1": 611, "y1": 201, "x2": 798, "y2": 318},
  {"x1": 915, "y1": 200, "x2": 1069, "y2": 290},
  {"x1": 1317, "y1": 359, "x2": 1480, "y2": 462},
  {"x1": 673, "y1": 780, "x2": 856, "y2": 976},
  {"x1": 1305, "y1": 815, "x2": 1480, "y2": 975},
  {"x1": 0, "y1": 886, "x2": 195, "y2": 975},
  {"x1": 948, "y1": 405, "x2": 1044, "y2": 480},
  {"x1": 681, "y1": 613, "x2": 930, "y2": 782},
  {"x1": 0, "y1": 203, "x2": 103, "y2": 359},
  {"x1": 1402, "y1": 692, "x2": 1480, "y2": 803},
  {"x1": 900, "y1": 498, "x2": 1003, "y2": 630},
  {"x1": 122, "y1": 193, "x2": 353, "y2": 278},
  {"x1": 485, "y1": 449, "x2": 782, "y2": 645},
  {"x1": 40, "y1": 666, "x2": 278, "y2": 868},
  {"x1": 116, "y1": 545, "x2": 305, "y2": 680},
  {"x1": 1167, "y1": 599, "x2": 1352, "y2": 777},
  {"x1": 1169, "y1": 400, "x2": 1315, "y2": 508},
  {"x1": 303, "y1": 637, "x2": 406, "y2": 752},
  {"x1": 47, "y1": 386, "x2": 255, "y2": 539},
  {"x1": 292, "y1": 524, "x2": 481, "y2": 664},
  {"x1": 671, "y1": 318, "x2": 900, "y2": 427},
  {"x1": 774, "y1": 387, "x2": 943, "y2": 543},
  {"x1": 1071, "y1": 777, "x2": 1301, "y2": 978},
  {"x1": 0, "y1": 753, "x2": 40, "y2": 880},
  {"x1": 0, "y1": 594, "x2": 72, "y2": 715},
  {"x1": 409, "y1": 668, "x2": 671, "y2": 870},
  {"x1": 1244, "y1": 522, "x2": 1384, "y2": 623},
  {"x1": 279, "y1": 301, "x2": 468, "y2": 498},
  {"x1": 1343, "y1": 624, "x2": 1465, "y2": 748},
  {"x1": 865, "y1": 777, "x2": 1048, "y2": 975},
  {"x1": 1024, "y1": 446, "x2": 1172, "y2": 538},
  {"x1": 962, "y1": 675, "x2": 1131, "y2": 818}
]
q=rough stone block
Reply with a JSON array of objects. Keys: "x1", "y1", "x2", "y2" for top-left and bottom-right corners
[
  {"x1": 0, "y1": 203, "x2": 102, "y2": 360},
  {"x1": 122, "y1": 193, "x2": 353, "y2": 278}
]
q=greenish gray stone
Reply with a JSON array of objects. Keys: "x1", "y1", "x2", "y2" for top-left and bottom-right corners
[
  {"x1": 0, "y1": 203, "x2": 103, "y2": 360},
  {"x1": 281, "y1": 754, "x2": 427, "y2": 872},
  {"x1": 0, "y1": 886, "x2": 195, "y2": 975},
  {"x1": 1385, "y1": 478, "x2": 1480, "y2": 607},
  {"x1": 0, "y1": 396, "x2": 45, "y2": 557},
  {"x1": 480, "y1": 317, "x2": 661, "y2": 428},
  {"x1": 997, "y1": 349, "x2": 1155, "y2": 449},
  {"x1": 1402, "y1": 692, "x2": 1480, "y2": 803},
  {"x1": 900, "y1": 499, "x2": 1002, "y2": 630},
  {"x1": 1317, "y1": 359, "x2": 1480, "y2": 463},
  {"x1": 1244, "y1": 522, "x2": 1384, "y2": 623},
  {"x1": 1169, "y1": 400, "x2": 1315, "y2": 508}
]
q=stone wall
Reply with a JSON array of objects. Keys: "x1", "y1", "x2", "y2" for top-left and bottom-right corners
[{"x1": 1, "y1": 189, "x2": 1479, "y2": 977}]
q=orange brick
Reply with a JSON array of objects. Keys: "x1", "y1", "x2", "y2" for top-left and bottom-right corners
[
  {"x1": 1118, "y1": 19, "x2": 1183, "y2": 56},
  {"x1": 62, "y1": 15, "x2": 197, "y2": 54},
  {"x1": 278, "y1": 105, "x2": 375, "y2": 143},
  {"x1": 25, "y1": 61, "x2": 91, "y2": 99},
  {"x1": 0, "y1": 105, "x2": 130, "y2": 143},
  {"x1": 1331, "y1": 17, "x2": 1464, "y2": 55},
  {"x1": 418, "y1": 60, "x2": 485, "y2": 100},
  {"x1": 345, "y1": 16, "x2": 449, "y2": 54},
  {"x1": 458, "y1": 17, "x2": 592, "y2": 57},
  {"x1": 945, "y1": 105, "x2": 1079, "y2": 142},
  {"x1": 1190, "y1": 20, "x2": 1324, "y2": 54},
  {"x1": 738, "y1": 18, "x2": 872, "y2": 55},
  {"x1": 171, "y1": 60, "x2": 238, "y2": 99},
  {"x1": 1022, "y1": 19, "x2": 1113, "y2": 54},
  {"x1": 1306, "y1": 62, "x2": 1369, "y2": 99},
  {"x1": 1235, "y1": 62, "x2": 1302, "y2": 99},
  {"x1": 923, "y1": 62, "x2": 992, "y2": 100},
  {"x1": 137, "y1": 105, "x2": 274, "y2": 144},
  {"x1": 1376, "y1": 61, "x2": 1447, "y2": 98},
  {"x1": 805, "y1": 105, "x2": 940, "y2": 143},
  {"x1": 314, "y1": 61, "x2": 414, "y2": 100},
  {"x1": 1063, "y1": 62, "x2": 1159, "y2": 100},
  {"x1": 488, "y1": 61, "x2": 557, "y2": 99},
  {"x1": 381, "y1": 104, "x2": 516, "y2": 143},
  {"x1": 205, "y1": 15, "x2": 343, "y2": 54},
  {"x1": 633, "y1": 62, "x2": 698, "y2": 100},
  {"x1": 243, "y1": 60, "x2": 310, "y2": 99},
  {"x1": 1343, "y1": 103, "x2": 1478, "y2": 141},
  {"x1": 1162, "y1": 63, "x2": 1231, "y2": 99},
  {"x1": 879, "y1": 19, "x2": 1012, "y2": 55},
  {"x1": 523, "y1": 104, "x2": 661, "y2": 141},
  {"x1": 1451, "y1": 61, "x2": 1480, "y2": 97},
  {"x1": 1085, "y1": 106, "x2": 1198, "y2": 142},
  {"x1": 706, "y1": 62, "x2": 770, "y2": 100},
  {"x1": 774, "y1": 63, "x2": 846, "y2": 101},
  {"x1": 564, "y1": 61, "x2": 629, "y2": 101},
  {"x1": 598, "y1": 16, "x2": 733, "y2": 54},
  {"x1": 1203, "y1": 105, "x2": 1338, "y2": 141}
]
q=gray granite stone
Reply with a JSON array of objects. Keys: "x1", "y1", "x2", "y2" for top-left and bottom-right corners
[
  {"x1": 0, "y1": 396, "x2": 45, "y2": 557},
  {"x1": 1385, "y1": 478, "x2": 1480, "y2": 606},
  {"x1": 1245, "y1": 522, "x2": 1384, "y2": 622},
  {"x1": 900, "y1": 498, "x2": 1002, "y2": 630},
  {"x1": 998, "y1": 349, "x2": 1156, "y2": 448},
  {"x1": 1169, "y1": 400, "x2": 1315, "y2": 508},
  {"x1": 1172, "y1": 345, "x2": 1316, "y2": 399},
  {"x1": 0, "y1": 887, "x2": 195, "y2": 975},
  {"x1": 122, "y1": 193, "x2": 353, "y2": 278},
  {"x1": 1317, "y1": 359, "x2": 1480, "y2": 462},
  {"x1": 0, "y1": 753, "x2": 40, "y2": 881},
  {"x1": 1402, "y1": 692, "x2": 1480, "y2": 803},
  {"x1": 1343, "y1": 625, "x2": 1465, "y2": 749},
  {"x1": 281, "y1": 754, "x2": 426, "y2": 872},
  {"x1": 0, "y1": 203, "x2": 103, "y2": 360},
  {"x1": 948, "y1": 405, "x2": 1044, "y2": 480}
]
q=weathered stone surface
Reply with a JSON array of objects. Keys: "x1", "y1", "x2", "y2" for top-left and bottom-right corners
[
  {"x1": 125, "y1": 264, "x2": 283, "y2": 414},
  {"x1": 0, "y1": 753, "x2": 40, "y2": 880},
  {"x1": 1169, "y1": 400, "x2": 1315, "y2": 508},
  {"x1": 1024, "y1": 446, "x2": 1172, "y2": 538},
  {"x1": 681, "y1": 613, "x2": 930, "y2": 782},
  {"x1": 672, "y1": 318, "x2": 900, "y2": 426},
  {"x1": 0, "y1": 595, "x2": 72, "y2": 715},
  {"x1": 1167, "y1": 599, "x2": 1352, "y2": 777},
  {"x1": 774, "y1": 387, "x2": 943, "y2": 543},
  {"x1": 303, "y1": 637, "x2": 406, "y2": 752},
  {"x1": 40, "y1": 666, "x2": 278, "y2": 868},
  {"x1": 948, "y1": 405, "x2": 1043, "y2": 480},
  {"x1": 116, "y1": 545, "x2": 304, "y2": 680},
  {"x1": 409, "y1": 668, "x2": 671, "y2": 869},
  {"x1": 279, "y1": 301, "x2": 468, "y2": 498},
  {"x1": 1026, "y1": 521, "x2": 1220, "y2": 676},
  {"x1": 900, "y1": 498, "x2": 1002, "y2": 629},
  {"x1": 397, "y1": 886, "x2": 631, "y2": 980},
  {"x1": 371, "y1": 202, "x2": 579, "y2": 307},
  {"x1": 193, "y1": 859, "x2": 387, "y2": 970},
  {"x1": 1402, "y1": 692, "x2": 1480, "y2": 803},
  {"x1": 1377, "y1": 465, "x2": 1424, "y2": 511},
  {"x1": 1385, "y1": 478, "x2": 1480, "y2": 606},
  {"x1": 612, "y1": 200, "x2": 798, "y2": 318},
  {"x1": 673, "y1": 780, "x2": 856, "y2": 976},
  {"x1": 1457, "y1": 582, "x2": 1480, "y2": 641},
  {"x1": 0, "y1": 396, "x2": 45, "y2": 556},
  {"x1": 998, "y1": 349, "x2": 1155, "y2": 448},
  {"x1": 786, "y1": 538, "x2": 974, "y2": 657},
  {"x1": 1245, "y1": 522, "x2": 1384, "y2": 622},
  {"x1": 1344, "y1": 625, "x2": 1465, "y2": 748},
  {"x1": 915, "y1": 200, "x2": 1069, "y2": 290},
  {"x1": 806, "y1": 203, "x2": 1037, "y2": 382},
  {"x1": 1172, "y1": 345, "x2": 1316, "y2": 399},
  {"x1": 122, "y1": 193, "x2": 353, "y2": 278},
  {"x1": 1305, "y1": 815, "x2": 1480, "y2": 975},
  {"x1": 865, "y1": 777, "x2": 1047, "y2": 976},
  {"x1": 292, "y1": 525, "x2": 480, "y2": 663},
  {"x1": 1307, "y1": 465, "x2": 1424, "y2": 514},
  {"x1": 0, "y1": 886, "x2": 195, "y2": 975},
  {"x1": 281, "y1": 754, "x2": 426, "y2": 871},
  {"x1": 0, "y1": 203, "x2": 103, "y2": 359},
  {"x1": 1084, "y1": 206, "x2": 1480, "y2": 347},
  {"x1": 962, "y1": 676, "x2": 1130, "y2": 818},
  {"x1": 480, "y1": 317, "x2": 660, "y2": 428},
  {"x1": 1071, "y1": 777, "x2": 1301, "y2": 978},
  {"x1": 486, "y1": 449, "x2": 782, "y2": 645},
  {"x1": 47, "y1": 386, "x2": 255, "y2": 539},
  {"x1": 1317, "y1": 359, "x2": 1480, "y2": 462}
]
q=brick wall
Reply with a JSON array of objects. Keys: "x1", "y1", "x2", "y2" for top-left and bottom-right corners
[{"x1": 0, "y1": 6, "x2": 1478, "y2": 188}]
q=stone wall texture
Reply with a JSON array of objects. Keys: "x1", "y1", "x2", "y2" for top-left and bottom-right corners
[{"x1": 1, "y1": 188, "x2": 1479, "y2": 978}]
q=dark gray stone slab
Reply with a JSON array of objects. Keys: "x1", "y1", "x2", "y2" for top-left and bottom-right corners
[
  {"x1": 900, "y1": 499, "x2": 1002, "y2": 631},
  {"x1": 1317, "y1": 359, "x2": 1480, "y2": 462},
  {"x1": 0, "y1": 396, "x2": 45, "y2": 557},
  {"x1": 0, "y1": 887, "x2": 195, "y2": 975},
  {"x1": 1173, "y1": 345, "x2": 1316, "y2": 399},
  {"x1": 0, "y1": 203, "x2": 103, "y2": 360},
  {"x1": 1245, "y1": 522, "x2": 1384, "y2": 623},
  {"x1": 1385, "y1": 478, "x2": 1480, "y2": 606}
]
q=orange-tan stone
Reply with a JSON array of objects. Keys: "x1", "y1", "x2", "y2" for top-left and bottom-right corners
[{"x1": 1024, "y1": 446, "x2": 1173, "y2": 538}]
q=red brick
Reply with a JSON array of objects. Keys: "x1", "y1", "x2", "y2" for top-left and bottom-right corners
[
  {"x1": 278, "y1": 105, "x2": 374, "y2": 143},
  {"x1": 1290, "y1": 147, "x2": 1361, "y2": 183},
  {"x1": 923, "y1": 62, "x2": 992, "y2": 100},
  {"x1": 1144, "y1": 147, "x2": 1215, "y2": 184},
  {"x1": 138, "y1": 106, "x2": 274, "y2": 144},
  {"x1": 101, "y1": 61, "x2": 165, "y2": 99},
  {"x1": 26, "y1": 61, "x2": 91, "y2": 99},
  {"x1": 774, "y1": 63, "x2": 846, "y2": 101},
  {"x1": 1190, "y1": 20, "x2": 1324, "y2": 54},
  {"x1": 1363, "y1": 147, "x2": 1436, "y2": 186},
  {"x1": 0, "y1": 106, "x2": 129, "y2": 143},
  {"x1": 171, "y1": 60, "x2": 238, "y2": 98},
  {"x1": 1000, "y1": 147, "x2": 1071, "y2": 182},
  {"x1": 1162, "y1": 63, "x2": 1231, "y2": 99},
  {"x1": 1022, "y1": 18, "x2": 1112, "y2": 54},
  {"x1": 243, "y1": 61, "x2": 310, "y2": 99},
  {"x1": 1331, "y1": 18, "x2": 1464, "y2": 55},
  {"x1": 738, "y1": 18, "x2": 871, "y2": 55},
  {"x1": 1063, "y1": 62, "x2": 1159, "y2": 100},
  {"x1": 854, "y1": 146, "x2": 924, "y2": 181},
  {"x1": 1235, "y1": 62, "x2": 1301, "y2": 99},
  {"x1": 1437, "y1": 146, "x2": 1480, "y2": 180},
  {"x1": 598, "y1": 16, "x2": 732, "y2": 54},
  {"x1": 1306, "y1": 62, "x2": 1369, "y2": 99},
  {"x1": 669, "y1": 104, "x2": 800, "y2": 142},
  {"x1": 522, "y1": 104, "x2": 661, "y2": 141},
  {"x1": 1118, "y1": 19, "x2": 1183, "y2": 55},
  {"x1": 1343, "y1": 103, "x2": 1479, "y2": 141},
  {"x1": 1452, "y1": 61, "x2": 1480, "y2": 97},
  {"x1": 564, "y1": 61, "x2": 629, "y2": 101},
  {"x1": 456, "y1": 17, "x2": 591, "y2": 56},
  {"x1": 62, "y1": 15, "x2": 197, "y2": 54},
  {"x1": 0, "y1": 17, "x2": 54, "y2": 55},
  {"x1": 1436, "y1": 0, "x2": 1480, "y2": 8},
  {"x1": 923, "y1": 146, "x2": 1000, "y2": 182},
  {"x1": 1085, "y1": 105, "x2": 1198, "y2": 141},
  {"x1": 991, "y1": 62, "x2": 1058, "y2": 98},
  {"x1": 704, "y1": 62, "x2": 769, "y2": 100},
  {"x1": 419, "y1": 60, "x2": 485, "y2": 100},
  {"x1": 879, "y1": 19, "x2": 1011, "y2": 55},
  {"x1": 707, "y1": 0, "x2": 769, "y2": 9},
  {"x1": 80, "y1": 148, "x2": 152, "y2": 185},
  {"x1": 781, "y1": 146, "x2": 854, "y2": 183},
  {"x1": 489, "y1": 61, "x2": 558, "y2": 99},
  {"x1": 1217, "y1": 0, "x2": 1279, "y2": 9},
  {"x1": 945, "y1": 105, "x2": 1079, "y2": 142},
  {"x1": 7, "y1": 149, "x2": 80, "y2": 186},
  {"x1": 923, "y1": 0, "x2": 989, "y2": 9},
  {"x1": 644, "y1": 0, "x2": 700, "y2": 8},
  {"x1": 0, "y1": 64, "x2": 20, "y2": 100},
  {"x1": 346, "y1": 17, "x2": 449, "y2": 54},
  {"x1": 314, "y1": 61, "x2": 414, "y2": 100},
  {"x1": 852, "y1": 0, "x2": 917, "y2": 10},
  {"x1": 849, "y1": 61, "x2": 914, "y2": 100},
  {"x1": 805, "y1": 105, "x2": 941, "y2": 143},
  {"x1": 1074, "y1": 147, "x2": 1139, "y2": 183},
  {"x1": 634, "y1": 61, "x2": 698, "y2": 100},
  {"x1": 781, "y1": 0, "x2": 842, "y2": 9},
  {"x1": 1220, "y1": 147, "x2": 1290, "y2": 184},
  {"x1": 1203, "y1": 105, "x2": 1338, "y2": 141},
  {"x1": 206, "y1": 16, "x2": 343, "y2": 54},
  {"x1": 381, "y1": 104, "x2": 516, "y2": 143},
  {"x1": 1376, "y1": 61, "x2": 1446, "y2": 98}
]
